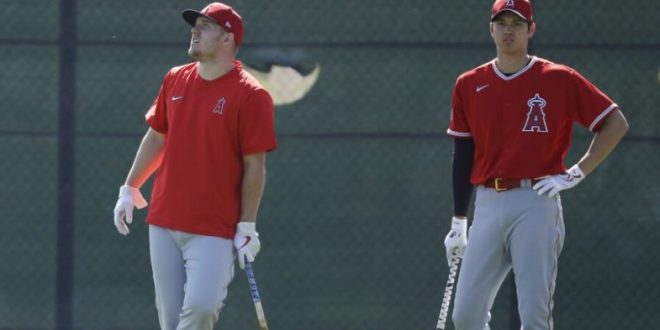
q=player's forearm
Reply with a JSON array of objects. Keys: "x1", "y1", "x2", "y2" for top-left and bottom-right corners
[
  {"x1": 124, "y1": 128, "x2": 166, "y2": 188},
  {"x1": 452, "y1": 138, "x2": 475, "y2": 218},
  {"x1": 577, "y1": 109, "x2": 629, "y2": 175},
  {"x1": 240, "y1": 152, "x2": 267, "y2": 222}
]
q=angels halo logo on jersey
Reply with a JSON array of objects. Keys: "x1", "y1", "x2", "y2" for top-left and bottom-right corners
[
  {"x1": 212, "y1": 97, "x2": 226, "y2": 115},
  {"x1": 522, "y1": 93, "x2": 548, "y2": 133}
]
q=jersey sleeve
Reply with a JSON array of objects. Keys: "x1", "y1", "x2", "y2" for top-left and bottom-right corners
[
  {"x1": 568, "y1": 70, "x2": 618, "y2": 132},
  {"x1": 239, "y1": 89, "x2": 277, "y2": 155},
  {"x1": 145, "y1": 71, "x2": 171, "y2": 133},
  {"x1": 447, "y1": 77, "x2": 472, "y2": 138}
]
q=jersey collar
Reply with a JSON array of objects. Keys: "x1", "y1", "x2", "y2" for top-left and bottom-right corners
[{"x1": 491, "y1": 56, "x2": 538, "y2": 81}]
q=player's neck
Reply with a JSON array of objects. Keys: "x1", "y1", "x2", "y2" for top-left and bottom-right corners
[
  {"x1": 495, "y1": 53, "x2": 531, "y2": 74},
  {"x1": 197, "y1": 57, "x2": 235, "y2": 81}
]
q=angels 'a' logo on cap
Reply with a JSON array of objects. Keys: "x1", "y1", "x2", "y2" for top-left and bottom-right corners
[
  {"x1": 506, "y1": 0, "x2": 514, "y2": 7},
  {"x1": 225, "y1": 21, "x2": 232, "y2": 28}
]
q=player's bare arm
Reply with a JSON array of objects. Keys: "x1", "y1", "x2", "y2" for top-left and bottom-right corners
[
  {"x1": 113, "y1": 128, "x2": 166, "y2": 235},
  {"x1": 125, "y1": 128, "x2": 166, "y2": 188},
  {"x1": 576, "y1": 109, "x2": 629, "y2": 175},
  {"x1": 234, "y1": 152, "x2": 267, "y2": 269},
  {"x1": 533, "y1": 109, "x2": 628, "y2": 197},
  {"x1": 240, "y1": 152, "x2": 267, "y2": 222}
]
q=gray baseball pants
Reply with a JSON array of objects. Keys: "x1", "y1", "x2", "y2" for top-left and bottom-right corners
[
  {"x1": 149, "y1": 224, "x2": 235, "y2": 330},
  {"x1": 452, "y1": 186, "x2": 565, "y2": 330}
]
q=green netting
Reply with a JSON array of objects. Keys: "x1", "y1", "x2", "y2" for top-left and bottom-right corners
[{"x1": 1, "y1": 0, "x2": 658, "y2": 329}]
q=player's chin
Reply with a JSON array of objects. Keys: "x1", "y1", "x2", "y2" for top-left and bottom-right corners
[
  {"x1": 188, "y1": 48, "x2": 201, "y2": 60},
  {"x1": 499, "y1": 44, "x2": 523, "y2": 55}
]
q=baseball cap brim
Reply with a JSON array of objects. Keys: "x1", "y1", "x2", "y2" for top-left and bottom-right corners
[
  {"x1": 491, "y1": 9, "x2": 530, "y2": 22},
  {"x1": 182, "y1": 9, "x2": 216, "y2": 27}
]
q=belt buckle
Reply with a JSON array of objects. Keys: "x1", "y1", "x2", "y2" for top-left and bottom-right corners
[{"x1": 494, "y1": 178, "x2": 507, "y2": 192}]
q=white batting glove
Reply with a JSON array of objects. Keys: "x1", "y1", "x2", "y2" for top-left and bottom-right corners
[
  {"x1": 113, "y1": 185, "x2": 148, "y2": 235},
  {"x1": 444, "y1": 217, "x2": 468, "y2": 266},
  {"x1": 233, "y1": 222, "x2": 261, "y2": 269},
  {"x1": 533, "y1": 164, "x2": 586, "y2": 198}
]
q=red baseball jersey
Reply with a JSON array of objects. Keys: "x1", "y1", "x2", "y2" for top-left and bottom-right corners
[
  {"x1": 447, "y1": 56, "x2": 618, "y2": 184},
  {"x1": 145, "y1": 60, "x2": 277, "y2": 238}
]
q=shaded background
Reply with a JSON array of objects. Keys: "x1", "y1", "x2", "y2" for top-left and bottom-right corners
[{"x1": 1, "y1": 0, "x2": 659, "y2": 329}]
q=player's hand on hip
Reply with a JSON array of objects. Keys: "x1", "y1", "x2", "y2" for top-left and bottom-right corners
[
  {"x1": 444, "y1": 217, "x2": 468, "y2": 266},
  {"x1": 113, "y1": 185, "x2": 148, "y2": 235},
  {"x1": 234, "y1": 222, "x2": 261, "y2": 269},
  {"x1": 533, "y1": 164, "x2": 586, "y2": 198}
]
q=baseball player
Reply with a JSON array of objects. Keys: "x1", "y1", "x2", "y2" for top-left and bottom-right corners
[
  {"x1": 112, "y1": 3, "x2": 277, "y2": 329},
  {"x1": 443, "y1": 0, "x2": 629, "y2": 329}
]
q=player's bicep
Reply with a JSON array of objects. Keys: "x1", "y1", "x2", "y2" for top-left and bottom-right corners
[{"x1": 242, "y1": 152, "x2": 266, "y2": 168}]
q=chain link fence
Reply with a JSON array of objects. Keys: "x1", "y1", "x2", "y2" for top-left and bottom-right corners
[{"x1": 1, "y1": 0, "x2": 659, "y2": 329}]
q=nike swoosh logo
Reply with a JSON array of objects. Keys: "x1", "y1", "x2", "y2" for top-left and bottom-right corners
[
  {"x1": 171, "y1": 96, "x2": 184, "y2": 101},
  {"x1": 568, "y1": 174, "x2": 582, "y2": 182},
  {"x1": 476, "y1": 85, "x2": 489, "y2": 92},
  {"x1": 239, "y1": 236, "x2": 251, "y2": 249}
]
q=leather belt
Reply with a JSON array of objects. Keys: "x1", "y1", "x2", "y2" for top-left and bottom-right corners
[{"x1": 483, "y1": 178, "x2": 540, "y2": 192}]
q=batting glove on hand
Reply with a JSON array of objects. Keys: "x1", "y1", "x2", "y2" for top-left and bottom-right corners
[
  {"x1": 533, "y1": 164, "x2": 586, "y2": 198},
  {"x1": 113, "y1": 185, "x2": 148, "y2": 235},
  {"x1": 233, "y1": 222, "x2": 261, "y2": 269},
  {"x1": 444, "y1": 217, "x2": 468, "y2": 266}
]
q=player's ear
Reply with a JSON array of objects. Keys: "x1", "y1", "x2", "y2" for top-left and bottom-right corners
[
  {"x1": 528, "y1": 21, "x2": 536, "y2": 39},
  {"x1": 224, "y1": 33, "x2": 234, "y2": 44}
]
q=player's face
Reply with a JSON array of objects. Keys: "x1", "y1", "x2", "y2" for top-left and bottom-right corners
[
  {"x1": 188, "y1": 17, "x2": 228, "y2": 61},
  {"x1": 490, "y1": 12, "x2": 535, "y2": 55}
]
